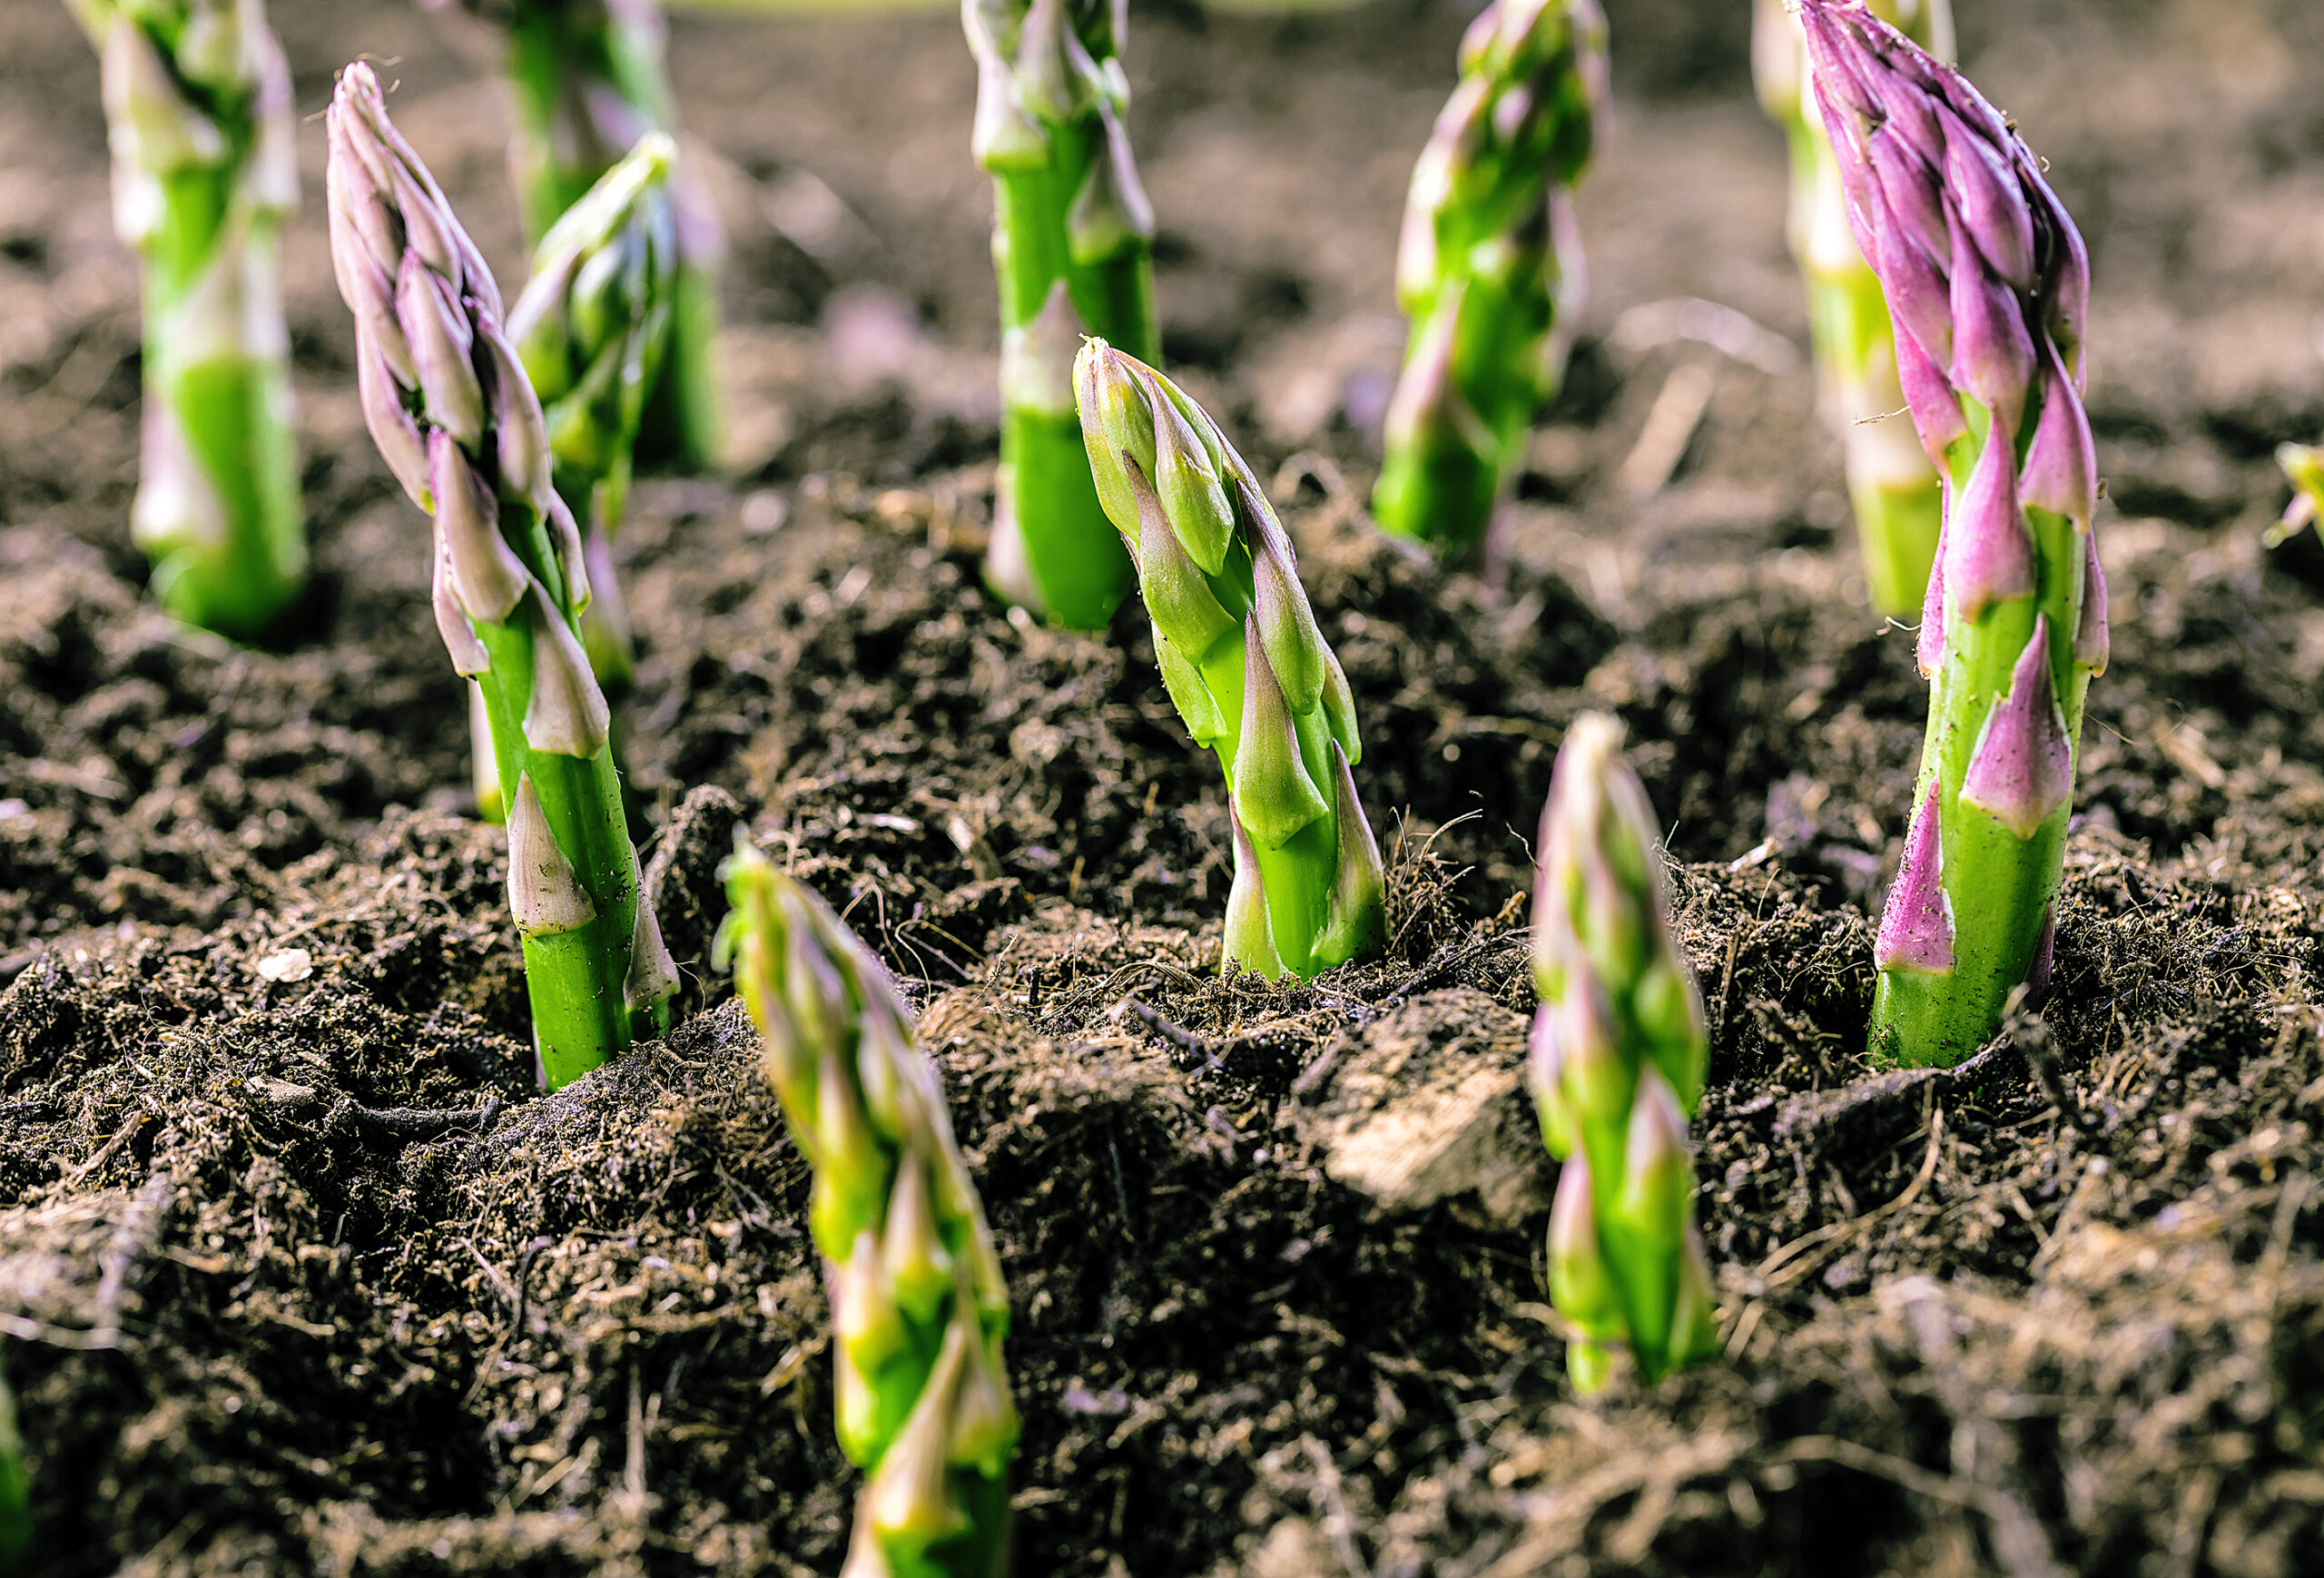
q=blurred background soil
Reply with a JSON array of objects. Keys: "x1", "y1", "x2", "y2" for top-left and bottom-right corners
[{"x1": 3, "y1": 0, "x2": 2323, "y2": 1573}]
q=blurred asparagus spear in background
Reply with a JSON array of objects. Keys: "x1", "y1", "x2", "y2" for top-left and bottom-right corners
[
  {"x1": 0, "y1": 1370, "x2": 26, "y2": 1575},
  {"x1": 965, "y1": 0, "x2": 1158, "y2": 630},
  {"x1": 66, "y1": 0, "x2": 307, "y2": 639},
  {"x1": 329, "y1": 62, "x2": 677, "y2": 1087},
  {"x1": 1077, "y1": 340, "x2": 1385, "y2": 980},
  {"x1": 1756, "y1": 0, "x2": 1952, "y2": 616},
  {"x1": 1372, "y1": 0, "x2": 1604, "y2": 563},
  {"x1": 719, "y1": 844, "x2": 1018, "y2": 1578},
  {"x1": 510, "y1": 132, "x2": 678, "y2": 695},
  {"x1": 1528, "y1": 713, "x2": 1719, "y2": 1393},
  {"x1": 1801, "y1": 0, "x2": 2106, "y2": 1067},
  {"x1": 2273, "y1": 443, "x2": 2324, "y2": 545},
  {"x1": 423, "y1": 0, "x2": 724, "y2": 468}
]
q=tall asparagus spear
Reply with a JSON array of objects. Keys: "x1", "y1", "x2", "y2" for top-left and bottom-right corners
[
  {"x1": 67, "y1": 0, "x2": 306, "y2": 639},
  {"x1": 1755, "y1": 0, "x2": 1953, "y2": 616},
  {"x1": 965, "y1": 0, "x2": 1158, "y2": 630},
  {"x1": 1076, "y1": 340, "x2": 1386, "y2": 980},
  {"x1": 329, "y1": 62, "x2": 677, "y2": 1088},
  {"x1": 1528, "y1": 714, "x2": 1719, "y2": 1393},
  {"x1": 422, "y1": 0, "x2": 724, "y2": 469},
  {"x1": 719, "y1": 844, "x2": 1018, "y2": 1578},
  {"x1": 1371, "y1": 0, "x2": 1604, "y2": 563},
  {"x1": 1801, "y1": 0, "x2": 2106, "y2": 1067}
]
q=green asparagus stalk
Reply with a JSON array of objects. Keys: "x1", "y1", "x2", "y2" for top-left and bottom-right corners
[
  {"x1": 67, "y1": 0, "x2": 307, "y2": 639},
  {"x1": 1371, "y1": 0, "x2": 1604, "y2": 563},
  {"x1": 329, "y1": 62, "x2": 677, "y2": 1088},
  {"x1": 1755, "y1": 0, "x2": 1953, "y2": 616},
  {"x1": 424, "y1": 0, "x2": 724, "y2": 469},
  {"x1": 1802, "y1": 1, "x2": 2106, "y2": 1067},
  {"x1": 1076, "y1": 340, "x2": 1385, "y2": 980},
  {"x1": 718, "y1": 843, "x2": 1017, "y2": 1578},
  {"x1": 1528, "y1": 713, "x2": 1719, "y2": 1392},
  {"x1": 0, "y1": 1371, "x2": 26, "y2": 1575},
  {"x1": 965, "y1": 0, "x2": 1158, "y2": 630}
]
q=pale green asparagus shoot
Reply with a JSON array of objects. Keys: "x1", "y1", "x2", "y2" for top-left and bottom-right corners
[
  {"x1": 329, "y1": 63, "x2": 678, "y2": 1087},
  {"x1": 67, "y1": 0, "x2": 307, "y2": 638},
  {"x1": 1077, "y1": 340, "x2": 1385, "y2": 980},
  {"x1": 1529, "y1": 714, "x2": 1719, "y2": 1392},
  {"x1": 965, "y1": 0, "x2": 1158, "y2": 630},
  {"x1": 423, "y1": 0, "x2": 723, "y2": 468},
  {"x1": 1755, "y1": 0, "x2": 1953, "y2": 616},
  {"x1": 1373, "y1": 0, "x2": 1604, "y2": 562},
  {"x1": 719, "y1": 843, "x2": 1017, "y2": 1578}
]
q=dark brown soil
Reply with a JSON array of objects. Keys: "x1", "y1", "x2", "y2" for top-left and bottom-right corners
[{"x1": 5, "y1": 1, "x2": 2324, "y2": 1574}]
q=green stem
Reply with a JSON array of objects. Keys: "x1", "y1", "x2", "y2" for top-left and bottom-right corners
[
  {"x1": 1871, "y1": 412, "x2": 2087, "y2": 1066},
  {"x1": 987, "y1": 115, "x2": 1154, "y2": 629},
  {"x1": 136, "y1": 167, "x2": 304, "y2": 639},
  {"x1": 472, "y1": 502, "x2": 658, "y2": 1087}
]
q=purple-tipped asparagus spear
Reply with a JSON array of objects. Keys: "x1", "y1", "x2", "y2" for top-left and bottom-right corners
[
  {"x1": 1801, "y1": 0, "x2": 2104, "y2": 1067},
  {"x1": 329, "y1": 63, "x2": 675, "y2": 1089}
]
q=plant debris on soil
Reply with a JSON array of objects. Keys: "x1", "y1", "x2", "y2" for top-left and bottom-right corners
[{"x1": 5, "y1": 1, "x2": 2324, "y2": 1574}]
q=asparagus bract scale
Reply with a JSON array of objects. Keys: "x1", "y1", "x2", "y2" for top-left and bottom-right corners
[
  {"x1": 329, "y1": 63, "x2": 676, "y2": 1088},
  {"x1": 1802, "y1": 0, "x2": 2106, "y2": 1068}
]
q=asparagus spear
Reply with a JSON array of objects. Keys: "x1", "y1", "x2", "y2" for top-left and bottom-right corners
[
  {"x1": 328, "y1": 62, "x2": 677, "y2": 1088},
  {"x1": 1800, "y1": 0, "x2": 2106, "y2": 1067},
  {"x1": 2274, "y1": 443, "x2": 2324, "y2": 544},
  {"x1": 0, "y1": 1371, "x2": 25, "y2": 1575},
  {"x1": 509, "y1": 132, "x2": 679, "y2": 695},
  {"x1": 1076, "y1": 340, "x2": 1386, "y2": 980},
  {"x1": 965, "y1": 0, "x2": 1158, "y2": 630},
  {"x1": 1755, "y1": 0, "x2": 1954, "y2": 616},
  {"x1": 422, "y1": 0, "x2": 724, "y2": 469},
  {"x1": 1528, "y1": 714, "x2": 1719, "y2": 1392},
  {"x1": 719, "y1": 843, "x2": 1017, "y2": 1578},
  {"x1": 1371, "y1": 0, "x2": 1604, "y2": 563},
  {"x1": 66, "y1": 0, "x2": 306, "y2": 640}
]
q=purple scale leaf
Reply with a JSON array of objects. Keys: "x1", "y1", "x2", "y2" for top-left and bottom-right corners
[
  {"x1": 1941, "y1": 106, "x2": 2035, "y2": 291},
  {"x1": 1942, "y1": 427, "x2": 2035, "y2": 623},
  {"x1": 1946, "y1": 210, "x2": 2035, "y2": 432},
  {"x1": 2073, "y1": 527, "x2": 2109, "y2": 676},
  {"x1": 1917, "y1": 494, "x2": 1948, "y2": 678},
  {"x1": 1959, "y1": 614, "x2": 2073, "y2": 840},
  {"x1": 2018, "y1": 344, "x2": 2094, "y2": 528},
  {"x1": 1868, "y1": 131, "x2": 1947, "y2": 267},
  {"x1": 1894, "y1": 314, "x2": 1967, "y2": 466},
  {"x1": 1875, "y1": 777, "x2": 1954, "y2": 974}
]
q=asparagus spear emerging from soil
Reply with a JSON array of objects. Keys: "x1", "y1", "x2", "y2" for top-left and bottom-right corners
[
  {"x1": 1528, "y1": 713, "x2": 1719, "y2": 1393},
  {"x1": 328, "y1": 62, "x2": 676, "y2": 1088},
  {"x1": 67, "y1": 0, "x2": 307, "y2": 639},
  {"x1": 1802, "y1": 0, "x2": 2106, "y2": 1067},
  {"x1": 423, "y1": 0, "x2": 724, "y2": 469},
  {"x1": 0, "y1": 1371, "x2": 26, "y2": 1574},
  {"x1": 508, "y1": 132, "x2": 678, "y2": 696},
  {"x1": 2274, "y1": 443, "x2": 2324, "y2": 545},
  {"x1": 1076, "y1": 340, "x2": 1386, "y2": 980},
  {"x1": 718, "y1": 843, "x2": 1018, "y2": 1578},
  {"x1": 1371, "y1": 0, "x2": 1605, "y2": 563},
  {"x1": 1755, "y1": 0, "x2": 1953, "y2": 616},
  {"x1": 965, "y1": 0, "x2": 1158, "y2": 630}
]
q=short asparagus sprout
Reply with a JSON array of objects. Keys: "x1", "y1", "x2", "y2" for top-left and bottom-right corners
[
  {"x1": 423, "y1": 0, "x2": 724, "y2": 468},
  {"x1": 1372, "y1": 0, "x2": 1605, "y2": 563},
  {"x1": 717, "y1": 843, "x2": 1017, "y2": 1578},
  {"x1": 66, "y1": 0, "x2": 307, "y2": 639},
  {"x1": 1755, "y1": 0, "x2": 1953, "y2": 616},
  {"x1": 1075, "y1": 340, "x2": 1386, "y2": 980},
  {"x1": 1528, "y1": 714, "x2": 1719, "y2": 1393},
  {"x1": 965, "y1": 0, "x2": 1159, "y2": 630},
  {"x1": 328, "y1": 62, "x2": 677, "y2": 1088},
  {"x1": 2272, "y1": 443, "x2": 2324, "y2": 546},
  {"x1": 0, "y1": 1370, "x2": 26, "y2": 1574},
  {"x1": 1801, "y1": 0, "x2": 2106, "y2": 1067}
]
